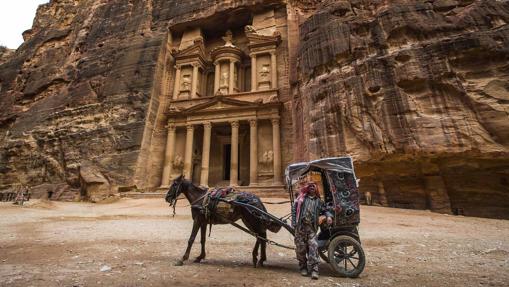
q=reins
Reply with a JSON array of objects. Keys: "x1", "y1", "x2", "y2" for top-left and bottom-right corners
[
  {"x1": 168, "y1": 182, "x2": 209, "y2": 217},
  {"x1": 169, "y1": 181, "x2": 182, "y2": 217}
]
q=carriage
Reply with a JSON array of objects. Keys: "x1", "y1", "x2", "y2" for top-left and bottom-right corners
[
  {"x1": 166, "y1": 156, "x2": 365, "y2": 277},
  {"x1": 284, "y1": 156, "x2": 365, "y2": 277}
]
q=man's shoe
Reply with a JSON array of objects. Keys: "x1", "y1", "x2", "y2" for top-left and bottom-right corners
[
  {"x1": 300, "y1": 268, "x2": 308, "y2": 276},
  {"x1": 311, "y1": 271, "x2": 319, "y2": 280}
]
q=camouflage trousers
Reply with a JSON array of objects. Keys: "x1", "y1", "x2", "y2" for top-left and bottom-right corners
[{"x1": 294, "y1": 223, "x2": 320, "y2": 272}]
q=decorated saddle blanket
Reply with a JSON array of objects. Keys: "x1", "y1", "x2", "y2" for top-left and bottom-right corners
[{"x1": 202, "y1": 187, "x2": 237, "y2": 221}]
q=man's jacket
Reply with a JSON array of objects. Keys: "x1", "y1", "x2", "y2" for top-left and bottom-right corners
[{"x1": 291, "y1": 196, "x2": 333, "y2": 231}]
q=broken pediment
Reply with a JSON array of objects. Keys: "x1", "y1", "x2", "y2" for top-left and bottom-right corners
[
  {"x1": 173, "y1": 39, "x2": 208, "y2": 64},
  {"x1": 245, "y1": 25, "x2": 281, "y2": 50}
]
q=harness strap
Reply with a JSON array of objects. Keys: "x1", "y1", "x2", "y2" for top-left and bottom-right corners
[{"x1": 213, "y1": 210, "x2": 295, "y2": 250}]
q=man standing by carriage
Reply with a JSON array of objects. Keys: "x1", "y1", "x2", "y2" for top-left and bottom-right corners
[{"x1": 292, "y1": 182, "x2": 333, "y2": 280}]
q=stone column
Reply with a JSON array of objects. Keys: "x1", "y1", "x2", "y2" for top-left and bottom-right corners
[
  {"x1": 161, "y1": 123, "x2": 176, "y2": 186},
  {"x1": 229, "y1": 59, "x2": 235, "y2": 95},
  {"x1": 191, "y1": 64, "x2": 199, "y2": 99},
  {"x1": 251, "y1": 54, "x2": 257, "y2": 92},
  {"x1": 214, "y1": 61, "x2": 220, "y2": 95},
  {"x1": 184, "y1": 124, "x2": 194, "y2": 179},
  {"x1": 270, "y1": 51, "x2": 277, "y2": 89},
  {"x1": 230, "y1": 121, "x2": 239, "y2": 186},
  {"x1": 271, "y1": 118, "x2": 282, "y2": 185},
  {"x1": 200, "y1": 122, "x2": 212, "y2": 187},
  {"x1": 249, "y1": 119, "x2": 258, "y2": 186},
  {"x1": 173, "y1": 66, "x2": 181, "y2": 100}
]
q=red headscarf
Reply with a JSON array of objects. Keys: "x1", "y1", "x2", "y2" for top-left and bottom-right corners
[{"x1": 295, "y1": 182, "x2": 320, "y2": 222}]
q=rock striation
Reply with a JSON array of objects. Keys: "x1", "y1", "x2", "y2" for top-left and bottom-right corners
[
  {"x1": 0, "y1": 0, "x2": 507, "y2": 217},
  {"x1": 295, "y1": 0, "x2": 509, "y2": 218}
]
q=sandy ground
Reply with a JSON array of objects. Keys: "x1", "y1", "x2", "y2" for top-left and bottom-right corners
[{"x1": 0, "y1": 198, "x2": 508, "y2": 287}]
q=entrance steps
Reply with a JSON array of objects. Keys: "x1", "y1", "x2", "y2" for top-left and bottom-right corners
[{"x1": 121, "y1": 185, "x2": 288, "y2": 199}]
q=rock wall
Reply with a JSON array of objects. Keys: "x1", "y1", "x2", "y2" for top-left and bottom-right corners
[
  {"x1": 0, "y1": 0, "x2": 163, "y2": 195},
  {"x1": 0, "y1": 0, "x2": 508, "y2": 217},
  {"x1": 295, "y1": 0, "x2": 509, "y2": 218},
  {"x1": 0, "y1": 0, "x2": 288, "y2": 194}
]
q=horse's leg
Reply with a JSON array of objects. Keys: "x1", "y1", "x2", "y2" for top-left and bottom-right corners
[
  {"x1": 194, "y1": 221, "x2": 207, "y2": 262},
  {"x1": 175, "y1": 219, "x2": 200, "y2": 266},
  {"x1": 258, "y1": 230, "x2": 267, "y2": 267},
  {"x1": 240, "y1": 208, "x2": 261, "y2": 268}
]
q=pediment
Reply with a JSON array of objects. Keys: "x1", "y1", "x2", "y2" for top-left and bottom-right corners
[
  {"x1": 181, "y1": 97, "x2": 260, "y2": 114},
  {"x1": 174, "y1": 39, "x2": 207, "y2": 60},
  {"x1": 245, "y1": 26, "x2": 281, "y2": 49}
]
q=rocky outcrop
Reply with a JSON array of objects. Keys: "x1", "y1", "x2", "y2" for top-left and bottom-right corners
[
  {"x1": 0, "y1": 0, "x2": 507, "y2": 218},
  {"x1": 295, "y1": 0, "x2": 509, "y2": 218},
  {"x1": 0, "y1": 46, "x2": 15, "y2": 65}
]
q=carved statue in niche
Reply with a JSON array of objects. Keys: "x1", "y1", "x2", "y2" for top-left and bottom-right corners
[
  {"x1": 259, "y1": 150, "x2": 274, "y2": 174},
  {"x1": 172, "y1": 154, "x2": 184, "y2": 172},
  {"x1": 259, "y1": 65, "x2": 270, "y2": 80},
  {"x1": 219, "y1": 70, "x2": 229, "y2": 94},
  {"x1": 221, "y1": 71, "x2": 229, "y2": 87},
  {"x1": 181, "y1": 74, "x2": 191, "y2": 91},
  {"x1": 258, "y1": 64, "x2": 271, "y2": 90},
  {"x1": 222, "y1": 30, "x2": 234, "y2": 47}
]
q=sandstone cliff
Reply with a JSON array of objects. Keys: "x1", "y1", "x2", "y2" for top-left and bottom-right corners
[
  {"x1": 294, "y1": 0, "x2": 509, "y2": 218},
  {"x1": 0, "y1": 0, "x2": 508, "y2": 218}
]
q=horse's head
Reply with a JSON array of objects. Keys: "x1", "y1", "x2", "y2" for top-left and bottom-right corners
[{"x1": 165, "y1": 175, "x2": 185, "y2": 206}]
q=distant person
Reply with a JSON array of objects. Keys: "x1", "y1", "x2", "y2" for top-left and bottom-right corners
[{"x1": 291, "y1": 182, "x2": 333, "y2": 280}]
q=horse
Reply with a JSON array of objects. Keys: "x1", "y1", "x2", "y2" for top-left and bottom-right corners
[{"x1": 165, "y1": 175, "x2": 281, "y2": 267}]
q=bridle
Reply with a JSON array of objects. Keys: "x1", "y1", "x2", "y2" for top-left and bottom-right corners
[{"x1": 166, "y1": 180, "x2": 183, "y2": 217}]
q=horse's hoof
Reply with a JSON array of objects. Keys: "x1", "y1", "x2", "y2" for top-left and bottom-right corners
[
  {"x1": 257, "y1": 260, "x2": 265, "y2": 268},
  {"x1": 193, "y1": 257, "x2": 202, "y2": 263},
  {"x1": 174, "y1": 259, "x2": 184, "y2": 266}
]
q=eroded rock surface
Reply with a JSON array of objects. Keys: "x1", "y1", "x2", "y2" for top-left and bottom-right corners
[
  {"x1": 0, "y1": 0, "x2": 508, "y2": 218},
  {"x1": 295, "y1": 0, "x2": 509, "y2": 218}
]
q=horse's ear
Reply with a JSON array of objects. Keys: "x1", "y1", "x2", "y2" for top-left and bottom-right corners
[{"x1": 175, "y1": 174, "x2": 184, "y2": 181}]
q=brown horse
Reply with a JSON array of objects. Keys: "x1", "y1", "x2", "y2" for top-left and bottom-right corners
[{"x1": 165, "y1": 175, "x2": 281, "y2": 267}]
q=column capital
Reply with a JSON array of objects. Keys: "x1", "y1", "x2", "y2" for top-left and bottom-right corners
[
  {"x1": 203, "y1": 122, "x2": 212, "y2": 129},
  {"x1": 249, "y1": 53, "x2": 258, "y2": 58},
  {"x1": 168, "y1": 123, "x2": 177, "y2": 131},
  {"x1": 174, "y1": 65, "x2": 181, "y2": 70},
  {"x1": 249, "y1": 119, "x2": 257, "y2": 127},
  {"x1": 230, "y1": 120, "x2": 239, "y2": 128},
  {"x1": 191, "y1": 62, "x2": 200, "y2": 68},
  {"x1": 186, "y1": 124, "x2": 194, "y2": 131}
]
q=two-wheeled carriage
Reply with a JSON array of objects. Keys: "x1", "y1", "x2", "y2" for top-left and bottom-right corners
[
  {"x1": 215, "y1": 157, "x2": 365, "y2": 277},
  {"x1": 283, "y1": 156, "x2": 365, "y2": 277}
]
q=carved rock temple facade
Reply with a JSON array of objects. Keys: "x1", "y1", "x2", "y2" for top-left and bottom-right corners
[
  {"x1": 160, "y1": 21, "x2": 286, "y2": 191},
  {"x1": 1, "y1": 1, "x2": 509, "y2": 218}
]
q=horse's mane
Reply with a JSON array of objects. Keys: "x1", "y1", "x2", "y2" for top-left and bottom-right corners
[{"x1": 180, "y1": 178, "x2": 208, "y2": 193}]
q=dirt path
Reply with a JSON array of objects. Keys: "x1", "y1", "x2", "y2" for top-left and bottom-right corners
[{"x1": 0, "y1": 198, "x2": 508, "y2": 287}]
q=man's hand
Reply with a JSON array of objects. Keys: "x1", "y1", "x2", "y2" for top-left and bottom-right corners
[{"x1": 326, "y1": 217, "x2": 333, "y2": 225}]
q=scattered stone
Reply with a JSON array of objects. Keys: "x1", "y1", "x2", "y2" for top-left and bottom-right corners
[{"x1": 100, "y1": 265, "x2": 112, "y2": 272}]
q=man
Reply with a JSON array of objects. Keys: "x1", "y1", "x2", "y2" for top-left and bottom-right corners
[{"x1": 292, "y1": 182, "x2": 333, "y2": 280}]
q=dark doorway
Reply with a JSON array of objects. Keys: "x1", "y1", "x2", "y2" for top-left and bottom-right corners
[{"x1": 224, "y1": 144, "x2": 231, "y2": 180}]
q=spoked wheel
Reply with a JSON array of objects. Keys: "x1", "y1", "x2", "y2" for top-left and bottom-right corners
[
  {"x1": 318, "y1": 247, "x2": 329, "y2": 263},
  {"x1": 327, "y1": 235, "x2": 365, "y2": 278}
]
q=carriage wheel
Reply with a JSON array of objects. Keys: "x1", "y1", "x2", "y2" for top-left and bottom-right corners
[
  {"x1": 327, "y1": 235, "x2": 365, "y2": 278},
  {"x1": 318, "y1": 247, "x2": 329, "y2": 263}
]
